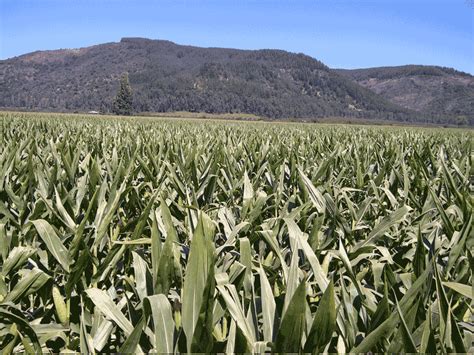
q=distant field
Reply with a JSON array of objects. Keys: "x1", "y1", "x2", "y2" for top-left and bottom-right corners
[
  {"x1": 2, "y1": 108, "x2": 471, "y2": 127},
  {"x1": 0, "y1": 111, "x2": 472, "y2": 353}
]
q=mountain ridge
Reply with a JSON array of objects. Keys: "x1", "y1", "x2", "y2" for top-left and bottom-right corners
[
  {"x1": 1, "y1": 38, "x2": 471, "y2": 124},
  {"x1": 336, "y1": 65, "x2": 473, "y2": 125}
]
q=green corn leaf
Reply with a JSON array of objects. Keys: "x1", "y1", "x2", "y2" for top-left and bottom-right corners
[
  {"x1": 447, "y1": 213, "x2": 472, "y2": 274},
  {"x1": 258, "y1": 265, "x2": 276, "y2": 343},
  {"x1": 275, "y1": 280, "x2": 307, "y2": 353},
  {"x1": 435, "y1": 265, "x2": 466, "y2": 353},
  {"x1": 284, "y1": 218, "x2": 329, "y2": 292},
  {"x1": 282, "y1": 246, "x2": 300, "y2": 317},
  {"x1": 304, "y1": 280, "x2": 336, "y2": 352},
  {"x1": 80, "y1": 298, "x2": 96, "y2": 355},
  {"x1": 181, "y1": 211, "x2": 216, "y2": 353},
  {"x1": 298, "y1": 169, "x2": 326, "y2": 214},
  {"x1": 1, "y1": 246, "x2": 36, "y2": 276},
  {"x1": 3, "y1": 269, "x2": 51, "y2": 303},
  {"x1": 31, "y1": 219, "x2": 70, "y2": 272},
  {"x1": 132, "y1": 251, "x2": 150, "y2": 302},
  {"x1": 413, "y1": 226, "x2": 426, "y2": 278},
  {"x1": 356, "y1": 205, "x2": 411, "y2": 249},
  {"x1": 130, "y1": 192, "x2": 157, "y2": 240},
  {"x1": 442, "y1": 282, "x2": 473, "y2": 300},
  {"x1": 118, "y1": 316, "x2": 145, "y2": 354},
  {"x1": 144, "y1": 294, "x2": 175, "y2": 354},
  {"x1": 85, "y1": 288, "x2": 134, "y2": 336},
  {"x1": 395, "y1": 296, "x2": 417, "y2": 353},
  {"x1": 94, "y1": 181, "x2": 127, "y2": 247},
  {"x1": 420, "y1": 306, "x2": 436, "y2": 353},
  {"x1": 54, "y1": 188, "x2": 77, "y2": 232}
]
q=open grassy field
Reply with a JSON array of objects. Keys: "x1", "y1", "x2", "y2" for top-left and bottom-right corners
[{"x1": 0, "y1": 111, "x2": 472, "y2": 353}]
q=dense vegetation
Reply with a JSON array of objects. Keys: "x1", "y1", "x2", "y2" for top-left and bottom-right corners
[
  {"x1": 0, "y1": 37, "x2": 445, "y2": 123},
  {"x1": 0, "y1": 112, "x2": 472, "y2": 353},
  {"x1": 337, "y1": 65, "x2": 472, "y2": 81},
  {"x1": 337, "y1": 65, "x2": 474, "y2": 125}
]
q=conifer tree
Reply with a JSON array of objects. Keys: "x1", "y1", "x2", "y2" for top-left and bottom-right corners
[{"x1": 112, "y1": 73, "x2": 133, "y2": 115}]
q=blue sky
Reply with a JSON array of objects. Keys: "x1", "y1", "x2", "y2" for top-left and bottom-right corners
[{"x1": 1, "y1": 0, "x2": 473, "y2": 73}]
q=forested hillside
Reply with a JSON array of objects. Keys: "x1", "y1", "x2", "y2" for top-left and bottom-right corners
[
  {"x1": 1, "y1": 38, "x2": 471, "y2": 124},
  {"x1": 337, "y1": 65, "x2": 474, "y2": 125}
]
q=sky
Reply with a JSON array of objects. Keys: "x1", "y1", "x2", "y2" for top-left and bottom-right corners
[{"x1": 1, "y1": 0, "x2": 473, "y2": 73}]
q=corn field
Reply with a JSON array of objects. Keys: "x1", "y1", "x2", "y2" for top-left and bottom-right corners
[{"x1": 0, "y1": 112, "x2": 472, "y2": 353}]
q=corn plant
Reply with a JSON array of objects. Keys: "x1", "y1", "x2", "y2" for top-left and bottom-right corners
[{"x1": 0, "y1": 112, "x2": 472, "y2": 353}]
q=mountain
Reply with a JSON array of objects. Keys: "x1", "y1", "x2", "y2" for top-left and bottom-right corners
[
  {"x1": 0, "y1": 38, "x2": 470, "y2": 124},
  {"x1": 336, "y1": 66, "x2": 474, "y2": 125},
  {"x1": 0, "y1": 38, "x2": 413, "y2": 121}
]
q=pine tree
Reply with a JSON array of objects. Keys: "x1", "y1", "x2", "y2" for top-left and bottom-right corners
[{"x1": 112, "y1": 73, "x2": 133, "y2": 115}]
